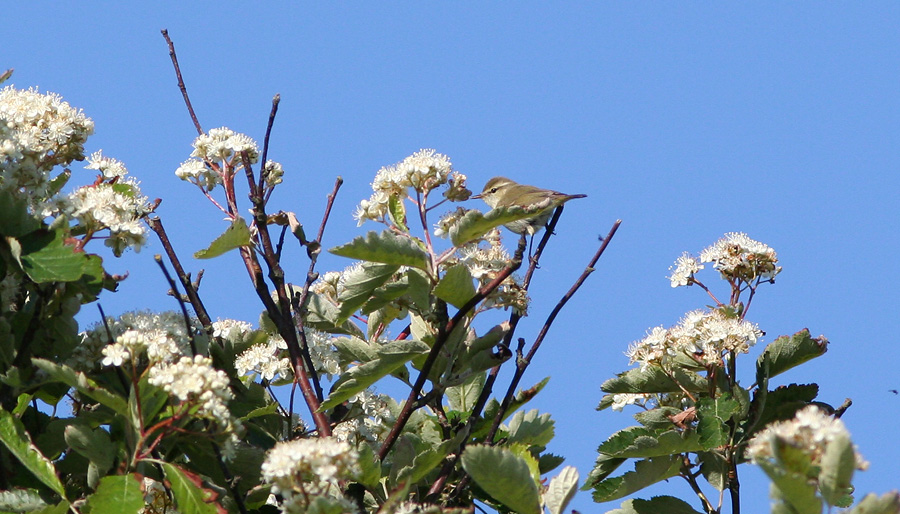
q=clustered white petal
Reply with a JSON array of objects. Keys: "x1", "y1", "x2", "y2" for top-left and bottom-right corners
[
  {"x1": 354, "y1": 149, "x2": 467, "y2": 226},
  {"x1": 235, "y1": 338, "x2": 291, "y2": 382},
  {"x1": 175, "y1": 127, "x2": 262, "y2": 192},
  {"x1": 0, "y1": 86, "x2": 94, "y2": 206},
  {"x1": 64, "y1": 176, "x2": 151, "y2": 255},
  {"x1": 75, "y1": 311, "x2": 196, "y2": 371},
  {"x1": 261, "y1": 437, "x2": 359, "y2": 512},
  {"x1": 626, "y1": 309, "x2": 762, "y2": 370},
  {"x1": 148, "y1": 355, "x2": 238, "y2": 430},
  {"x1": 699, "y1": 232, "x2": 781, "y2": 283},
  {"x1": 746, "y1": 405, "x2": 868, "y2": 472},
  {"x1": 668, "y1": 252, "x2": 704, "y2": 287}
]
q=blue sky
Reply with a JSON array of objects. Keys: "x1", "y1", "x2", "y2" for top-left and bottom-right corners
[{"x1": 6, "y1": 3, "x2": 900, "y2": 512}]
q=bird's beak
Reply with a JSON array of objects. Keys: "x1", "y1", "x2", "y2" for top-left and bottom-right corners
[{"x1": 470, "y1": 192, "x2": 483, "y2": 199}]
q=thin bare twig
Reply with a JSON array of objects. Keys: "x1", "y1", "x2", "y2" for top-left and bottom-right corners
[
  {"x1": 486, "y1": 218, "x2": 622, "y2": 442},
  {"x1": 161, "y1": 30, "x2": 203, "y2": 136},
  {"x1": 260, "y1": 94, "x2": 280, "y2": 201},
  {"x1": 153, "y1": 255, "x2": 198, "y2": 356},
  {"x1": 146, "y1": 217, "x2": 216, "y2": 339}
]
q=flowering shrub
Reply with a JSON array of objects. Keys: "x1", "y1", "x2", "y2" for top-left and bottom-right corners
[{"x1": 1, "y1": 43, "x2": 898, "y2": 514}]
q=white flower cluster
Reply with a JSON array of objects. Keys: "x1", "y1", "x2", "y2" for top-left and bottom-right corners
[
  {"x1": 64, "y1": 175, "x2": 151, "y2": 255},
  {"x1": 261, "y1": 437, "x2": 359, "y2": 512},
  {"x1": 0, "y1": 86, "x2": 94, "y2": 205},
  {"x1": 333, "y1": 389, "x2": 393, "y2": 444},
  {"x1": 75, "y1": 311, "x2": 195, "y2": 371},
  {"x1": 148, "y1": 355, "x2": 240, "y2": 436},
  {"x1": 610, "y1": 393, "x2": 653, "y2": 412},
  {"x1": 212, "y1": 318, "x2": 254, "y2": 343},
  {"x1": 235, "y1": 337, "x2": 291, "y2": 382},
  {"x1": 85, "y1": 150, "x2": 128, "y2": 179},
  {"x1": 175, "y1": 127, "x2": 282, "y2": 192},
  {"x1": 353, "y1": 149, "x2": 469, "y2": 226},
  {"x1": 699, "y1": 232, "x2": 781, "y2": 283},
  {"x1": 668, "y1": 252, "x2": 704, "y2": 288},
  {"x1": 746, "y1": 405, "x2": 868, "y2": 472},
  {"x1": 626, "y1": 309, "x2": 762, "y2": 370}
]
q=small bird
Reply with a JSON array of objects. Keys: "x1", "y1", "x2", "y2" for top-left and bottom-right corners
[{"x1": 472, "y1": 176, "x2": 587, "y2": 236}]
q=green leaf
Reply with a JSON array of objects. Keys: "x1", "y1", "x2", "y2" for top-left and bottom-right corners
[
  {"x1": 32, "y1": 359, "x2": 128, "y2": 416},
  {"x1": 19, "y1": 229, "x2": 88, "y2": 283},
  {"x1": 632, "y1": 406, "x2": 683, "y2": 430},
  {"x1": 0, "y1": 408, "x2": 66, "y2": 499},
  {"x1": 0, "y1": 190, "x2": 40, "y2": 237},
  {"x1": 476, "y1": 377, "x2": 550, "y2": 438},
  {"x1": 597, "y1": 427, "x2": 703, "y2": 459},
  {"x1": 698, "y1": 451, "x2": 728, "y2": 491},
  {"x1": 433, "y1": 264, "x2": 476, "y2": 309},
  {"x1": 584, "y1": 454, "x2": 627, "y2": 487},
  {"x1": 842, "y1": 492, "x2": 900, "y2": 514},
  {"x1": 388, "y1": 194, "x2": 408, "y2": 232},
  {"x1": 446, "y1": 371, "x2": 485, "y2": 413},
  {"x1": 162, "y1": 462, "x2": 225, "y2": 514},
  {"x1": 756, "y1": 458, "x2": 821, "y2": 514},
  {"x1": 194, "y1": 216, "x2": 252, "y2": 259},
  {"x1": 544, "y1": 466, "x2": 579, "y2": 514},
  {"x1": 64, "y1": 425, "x2": 115, "y2": 476},
  {"x1": 606, "y1": 496, "x2": 704, "y2": 514},
  {"x1": 695, "y1": 395, "x2": 739, "y2": 449},
  {"x1": 450, "y1": 205, "x2": 547, "y2": 247},
  {"x1": 504, "y1": 409, "x2": 554, "y2": 448},
  {"x1": 319, "y1": 340, "x2": 430, "y2": 411},
  {"x1": 589, "y1": 456, "x2": 682, "y2": 502},
  {"x1": 461, "y1": 445, "x2": 542, "y2": 514},
  {"x1": 0, "y1": 488, "x2": 50, "y2": 511},
  {"x1": 601, "y1": 366, "x2": 707, "y2": 395},
  {"x1": 82, "y1": 474, "x2": 143, "y2": 514},
  {"x1": 337, "y1": 262, "x2": 399, "y2": 322},
  {"x1": 749, "y1": 383, "x2": 819, "y2": 437},
  {"x1": 329, "y1": 230, "x2": 429, "y2": 271},
  {"x1": 757, "y1": 329, "x2": 828, "y2": 379},
  {"x1": 819, "y1": 430, "x2": 856, "y2": 507}
]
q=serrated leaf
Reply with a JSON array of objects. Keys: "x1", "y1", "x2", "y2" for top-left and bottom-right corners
[
  {"x1": 337, "y1": 262, "x2": 399, "y2": 321},
  {"x1": 601, "y1": 366, "x2": 707, "y2": 394},
  {"x1": 433, "y1": 264, "x2": 476, "y2": 309},
  {"x1": 162, "y1": 462, "x2": 226, "y2": 514},
  {"x1": 757, "y1": 329, "x2": 828, "y2": 379},
  {"x1": 632, "y1": 406, "x2": 683, "y2": 430},
  {"x1": 0, "y1": 408, "x2": 66, "y2": 498},
  {"x1": 32, "y1": 359, "x2": 128, "y2": 416},
  {"x1": 544, "y1": 466, "x2": 579, "y2": 514},
  {"x1": 0, "y1": 190, "x2": 41, "y2": 238},
  {"x1": 589, "y1": 456, "x2": 681, "y2": 502},
  {"x1": 19, "y1": 229, "x2": 88, "y2": 283},
  {"x1": 698, "y1": 451, "x2": 728, "y2": 491},
  {"x1": 584, "y1": 454, "x2": 628, "y2": 488},
  {"x1": 329, "y1": 230, "x2": 429, "y2": 271},
  {"x1": 82, "y1": 474, "x2": 143, "y2": 514},
  {"x1": 696, "y1": 395, "x2": 739, "y2": 449},
  {"x1": 0, "y1": 488, "x2": 49, "y2": 511},
  {"x1": 319, "y1": 340, "x2": 430, "y2": 411},
  {"x1": 194, "y1": 217, "x2": 252, "y2": 259},
  {"x1": 450, "y1": 205, "x2": 546, "y2": 247},
  {"x1": 504, "y1": 409, "x2": 554, "y2": 447},
  {"x1": 749, "y1": 383, "x2": 819, "y2": 436},
  {"x1": 475, "y1": 377, "x2": 550, "y2": 438},
  {"x1": 461, "y1": 445, "x2": 541, "y2": 514},
  {"x1": 606, "y1": 496, "x2": 704, "y2": 514},
  {"x1": 597, "y1": 426, "x2": 703, "y2": 459}
]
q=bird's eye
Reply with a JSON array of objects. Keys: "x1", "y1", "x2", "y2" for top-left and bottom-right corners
[{"x1": 490, "y1": 188, "x2": 498, "y2": 193}]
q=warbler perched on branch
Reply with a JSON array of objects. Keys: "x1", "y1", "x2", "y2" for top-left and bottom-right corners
[{"x1": 472, "y1": 176, "x2": 587, "y2": 236}]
